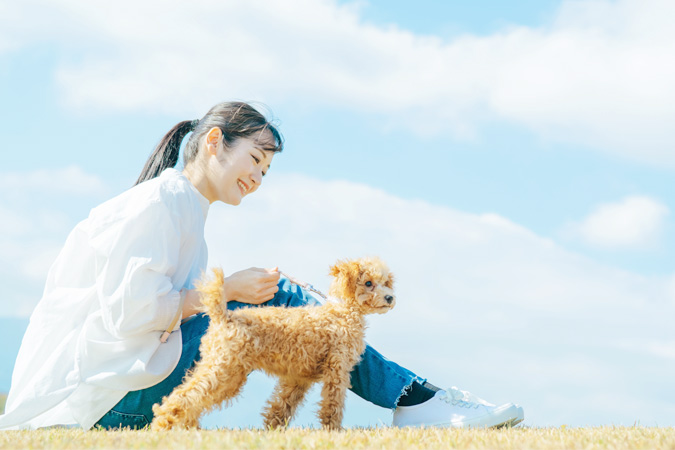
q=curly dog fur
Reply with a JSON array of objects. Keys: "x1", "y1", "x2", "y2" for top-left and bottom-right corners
[{"x1": 151, "y1": 256, "x2": 395, "y2": 430}]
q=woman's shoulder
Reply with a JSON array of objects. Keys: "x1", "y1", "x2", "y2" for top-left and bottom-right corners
[{"x1": 88, "y1": 169, "x2": 202, "y2": 226}]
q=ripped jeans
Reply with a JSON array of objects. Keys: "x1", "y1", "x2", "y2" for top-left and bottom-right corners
[{"x1": 95, "y1": 277, "x2": 424, "y2": 429}]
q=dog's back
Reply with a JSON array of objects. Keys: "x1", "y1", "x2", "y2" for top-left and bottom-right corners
[{"x1": 209, "y1": 303, "x2": 366, "y2": 379}]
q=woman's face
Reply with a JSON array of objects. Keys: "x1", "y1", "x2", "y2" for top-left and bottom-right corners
[{"x1": 205, "y1": 130, "x2": 276, "y2": 205}]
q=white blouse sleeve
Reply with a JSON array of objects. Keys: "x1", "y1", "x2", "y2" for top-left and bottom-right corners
[{"x1": 88, "y1": 199, "x2": 184, "y2": 340}]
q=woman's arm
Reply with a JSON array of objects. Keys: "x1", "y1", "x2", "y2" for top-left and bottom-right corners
[
  {"x1": 181, "y1": 289, "x2": 202, "y2": 319},
  {"x1": 90, "y1": 199, "x2": 187, "y2": 339}
]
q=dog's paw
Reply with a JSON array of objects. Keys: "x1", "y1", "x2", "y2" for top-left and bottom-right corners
[{"x1": 150, "y1": 415, "x2": 172, "y2": 431}]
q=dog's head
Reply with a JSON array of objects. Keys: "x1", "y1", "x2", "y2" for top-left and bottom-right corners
[{"x1": 328, "y1": 256, "x2": 395, "y2": 314}]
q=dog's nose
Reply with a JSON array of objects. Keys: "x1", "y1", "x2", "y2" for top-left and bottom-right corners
[{"x1": 385, "y1": 295, "x2": 394, "y2": 304}]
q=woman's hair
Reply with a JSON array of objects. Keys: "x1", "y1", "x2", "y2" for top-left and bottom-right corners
[{"x1": 134, "y1": 101, "x2": 284, "y2": 186}]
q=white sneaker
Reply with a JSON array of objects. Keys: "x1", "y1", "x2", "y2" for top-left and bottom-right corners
[{"x1": 392, "y1": 386, "x2": 524, "y2": 428}]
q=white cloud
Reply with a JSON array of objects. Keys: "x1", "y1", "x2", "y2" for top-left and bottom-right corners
[
  {"x1": 568, "y1": 195, "x2": 669, "y2": 249},
  {"x1": 2, "y1": 0, "x2": 675, "y2": 165},
  {"x1": 669, "y1": 274, "x2": 675, "y2": 302},
  {"x1": 618, "y1": 339, "x2": 675, "y2": 360},
  {"x1": 645, "y1": 341, "x2": 675, "y2": 360},
  {"x1": 0, "y1": 205, "x2": 32, "y2": 236},
  {"x1": 0, "y1": 166, "x2": 107, "y2": 197}
]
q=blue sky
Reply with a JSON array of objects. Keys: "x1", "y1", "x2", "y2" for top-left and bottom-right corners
[{"x1": 1, "y1": 0, "x2": 674, "y2": 428}]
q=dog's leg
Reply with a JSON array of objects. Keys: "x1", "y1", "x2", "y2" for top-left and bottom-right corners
[
  {"x1": 262, "y1": 378, "x2": 311, "y2": 429},
  {"x1": 151, "y1": 359, "x2": 247, "y2": 430},
  {"x1": 208, "y1": 363, "x2": 248, "y2": 410},
  {"x1": 318, "y1": 363, "x2": 351, "y2": 430},
  {"x1": 151, "y1": 361, "x2": 214, "y2": 430}
]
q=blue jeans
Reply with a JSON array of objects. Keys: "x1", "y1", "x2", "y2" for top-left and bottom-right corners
[{"x1": 95, "y1": 278, "x2": 424, "y2": 429}]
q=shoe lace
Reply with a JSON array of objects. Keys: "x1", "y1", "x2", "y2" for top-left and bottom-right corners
[{"x1": 438, "y1": 386, "x2": 491, "y2": 409}]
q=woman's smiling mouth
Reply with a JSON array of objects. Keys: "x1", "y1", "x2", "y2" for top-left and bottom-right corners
[{"x1": 237, "y1": 180, "x2": 249, "y2": 195}]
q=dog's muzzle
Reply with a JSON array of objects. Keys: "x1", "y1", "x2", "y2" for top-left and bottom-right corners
[{"x1": 385, "y1": 295, "x2": 394, "y2": 304}]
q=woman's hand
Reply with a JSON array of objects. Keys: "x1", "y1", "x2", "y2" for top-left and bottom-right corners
[{"x1": 222, "y1": 267, "x2": 280, "y2": 305}]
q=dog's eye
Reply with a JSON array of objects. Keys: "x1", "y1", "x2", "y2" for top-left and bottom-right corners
[{"x1": 365, "y1": 281, "x2": 372, "y2": 287}]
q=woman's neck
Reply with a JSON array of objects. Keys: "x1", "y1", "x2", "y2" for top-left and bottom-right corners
[{"x1": 183, "y1": 165, "x2": 215, "y2": 204}]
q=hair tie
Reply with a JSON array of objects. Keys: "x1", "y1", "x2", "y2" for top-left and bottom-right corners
[{"x1": 190, "y1": 119, "x2": 200, "y2": 131}]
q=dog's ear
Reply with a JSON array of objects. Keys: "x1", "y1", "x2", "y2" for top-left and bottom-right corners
[
  {"x1": 385, "y1": 272, "x2": 395, "y2": 288},
  {"x1": 329, "y1": 261, "x2": 342, "y2": 278},
  {"x1": 329, "y1": 259, "x2": 362, "y2": 298}
]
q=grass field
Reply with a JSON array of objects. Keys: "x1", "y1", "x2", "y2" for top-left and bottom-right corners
[{"x1": 0, "y1": 427, "x2": 673, "y2": 450}]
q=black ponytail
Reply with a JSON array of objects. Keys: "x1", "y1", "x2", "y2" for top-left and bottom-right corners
[
  {"x1": 135, "y1": 102, "x2": 283, "y2": 187},
  {"x1": 134, "y1": 120, "x2": 194, "y2": 186}
]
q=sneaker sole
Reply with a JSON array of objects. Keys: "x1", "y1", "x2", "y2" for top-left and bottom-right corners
[
  {"x1": 442, "y1": 404, "x2": 524, "y2": 429},
  {"x1": 496, "y1": 413, "x2": 524, "y2": 428},
  {"x1": 392, "y1": 401, "x2": 525, "y2": 429}
]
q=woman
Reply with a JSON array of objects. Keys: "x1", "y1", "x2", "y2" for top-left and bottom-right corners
[{"x1": 0, "y1": 101, "x2": 523, "y2": 430}]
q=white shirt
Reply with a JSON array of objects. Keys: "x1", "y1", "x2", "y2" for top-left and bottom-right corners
[{"x1": 0, "y1": 169, "x2": 209, "y2": 430}]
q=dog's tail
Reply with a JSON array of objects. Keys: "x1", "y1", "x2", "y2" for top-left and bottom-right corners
[{"x1": 195, "y1": 267, "x2": 230, "y2": 323}]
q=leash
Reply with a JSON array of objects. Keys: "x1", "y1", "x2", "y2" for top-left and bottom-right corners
[{"x1": 278, "y1": 270, "x2": 328, "y2": 303}]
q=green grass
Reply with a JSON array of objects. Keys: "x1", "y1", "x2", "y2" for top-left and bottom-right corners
[{"x1": 0, "y1": 427, "x2": 673, "y2": 450}]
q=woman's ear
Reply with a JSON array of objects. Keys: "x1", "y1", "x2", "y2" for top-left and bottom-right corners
[{"x1": 204, "y1": 127, "x2": 223, "y2": 156}]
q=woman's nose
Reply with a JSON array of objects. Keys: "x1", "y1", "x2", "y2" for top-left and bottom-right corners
[{"x1": 251, "y1": 170, "x2": 263, "y2": 187}]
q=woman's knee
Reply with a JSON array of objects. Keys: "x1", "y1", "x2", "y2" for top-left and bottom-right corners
[{"x1": 271, "y1": 278, "x2": 321, "y2": 308}]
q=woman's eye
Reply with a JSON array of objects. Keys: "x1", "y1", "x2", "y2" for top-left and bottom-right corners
[
  {"x1": 252, "y1": 155, "x2": 260, "y2": 164},
  {"x1": 365, "y1": 281, "x2": 372, "y2": 287}
]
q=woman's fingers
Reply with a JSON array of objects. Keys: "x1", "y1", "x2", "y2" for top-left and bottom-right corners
[
  {"x1": 250, "y1": 268, "x2": 279, "y2": 285},
  {"x1": 261, "y1": 284, "x2": 280, "y2": 301},
  {"x1": 246, "y1": 267, "x2": 280, "y2": 286},
  {"x1": 248, "y1": 280, "x2": 280, "y2": 304}
]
